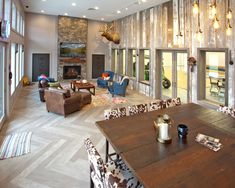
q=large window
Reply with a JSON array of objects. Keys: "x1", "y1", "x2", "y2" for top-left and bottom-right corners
[
  {"x1": 11, "y1": 2, "x2": 16, "y2": 30},
  {"x1": 0, "y1": 0, "x2": 3, "y2": 19},
  {"x1": 205, "y1": 52, "x2": 226, "y2": 104},
  {"x1": 11, "y1": 43, "x2": 24, "y2": 95},
  {"x1": 119, "y1": 49, "x2": 126, "y2": 75},
  {"x1": 0, "y1": 43, "x2": 5, "y2": 121},
  {"x1": 11, "y1": 43, "x2": 16, "y2": 95},
  {"x1": 139, "y1": 49, "x2": 150, "y2": 82},
  {"x1": 127, "y1": 49, "x2": 137, "y2": 78},
  {"x1": 198, "y1": 49, "x2": 228, "y2": 106},
  {"x1": 4, "y1": 0, "x2": 11, "y2": 21},
  {"x1": 111, "y1": 49, "x2": 118, "y2": 73}
]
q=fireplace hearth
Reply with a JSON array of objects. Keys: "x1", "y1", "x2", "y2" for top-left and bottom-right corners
[{"x1": 63, "y1": 65, "x2": 81, "y2": 79}]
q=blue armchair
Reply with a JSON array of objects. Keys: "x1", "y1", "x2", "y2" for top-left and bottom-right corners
[
  {"x1": 97, "y1": 71, "x2": 114, "y2": 88},
  {"x1": 108, "y1": 76, "x2": 129, "y2": 97}
]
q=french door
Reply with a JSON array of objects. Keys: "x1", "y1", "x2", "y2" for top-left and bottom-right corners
[
  {"x1": 161, "y1": 50, "x2": 188, "y2": 103},
  {"x1": 0, "y1": 43, "x2": 5, "y2": 128}
]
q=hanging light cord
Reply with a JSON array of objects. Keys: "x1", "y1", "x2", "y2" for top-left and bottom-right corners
[
  {"x1": 178, "y1": 0, "x2": 180, "y2": 34},
  {"x1": 197, "y1": 0, "x2": 200, "y2": 29}
]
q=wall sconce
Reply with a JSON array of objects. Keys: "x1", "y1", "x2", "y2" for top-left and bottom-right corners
[
  {"x1": 226, "y1": 22, "x2": 232, "y2": 36},
  {"x1": 192, "y1": 1, "x2": 199, "y2": 15}
]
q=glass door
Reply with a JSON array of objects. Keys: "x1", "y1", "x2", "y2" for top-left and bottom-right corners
[
  {"x1": 0, "y1": 43, "x2": 5, "y2": 127},
  {"x1": 162, "y1": 52, "x2": 173, "y2": 99},
  {"x1": 161, "y1": 51, "x2": 188, "y2": 103}
]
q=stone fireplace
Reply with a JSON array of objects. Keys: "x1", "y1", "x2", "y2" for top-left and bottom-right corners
[
  {"x1": 57, "y1": 16, "x2": 88, "y2": 81},
  {"x1": 63, "y1": 65, "x2": 81, "y2": 79}
]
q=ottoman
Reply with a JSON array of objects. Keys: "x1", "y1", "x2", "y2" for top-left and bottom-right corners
[{"x1": 77, "y1": 91, "x2": 92, "y2": 105}]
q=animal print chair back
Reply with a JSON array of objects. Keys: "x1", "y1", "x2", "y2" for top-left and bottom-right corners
[
  {"x1": 217, "y1": 105, "x2": 235, "y2": 118},
  {"x1": 84, "y1": 138, "x2": 143, "y2": 188},
  {"x1": 104, "y1": 107, "x2": 127, "y2": 120},
  {"x1": 84, "y1": 138, "x2": 106, "y2": 188},
  {"x1": 105, "y1": 159, "x2": 143, "y2": 188},
  {"x1": 149, "y1": 100, "x2": 163, "y2": 111},
  {"x1": 128, "y1": 103, "x2": 148, "y2": 116},
  {"x1": 162, "y1": 97, "x2": 182, "y2": 108}
]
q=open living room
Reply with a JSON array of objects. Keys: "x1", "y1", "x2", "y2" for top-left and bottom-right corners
[{"x1": 0, "y1": 0, "x2": 235, "y2": 188}]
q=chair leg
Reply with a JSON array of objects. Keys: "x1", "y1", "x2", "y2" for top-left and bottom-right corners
[
  {"x1": 90, "y1": 167, "x2": 94, "y2": 188},
  {"x1": 105, "y1": 139, "x2": 109, "y2": 163}
]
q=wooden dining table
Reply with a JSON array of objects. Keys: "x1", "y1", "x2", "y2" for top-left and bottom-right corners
[{"x1": 96, "y1": 103, "x2": 235, "y2": 188}]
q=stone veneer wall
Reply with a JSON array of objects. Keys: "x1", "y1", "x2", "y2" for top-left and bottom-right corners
[{"x1": 57, "y1": 16, "x2": 88, "y2": 80}]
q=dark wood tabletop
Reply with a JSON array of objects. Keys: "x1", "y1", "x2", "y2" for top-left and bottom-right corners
[{"x1": 96, "y1": 103, "x2": 235, "y2": 188}]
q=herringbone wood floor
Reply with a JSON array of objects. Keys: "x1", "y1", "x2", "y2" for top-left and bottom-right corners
[{"x1": 0, "y1": 83, "x2": 152, "y2": 188}]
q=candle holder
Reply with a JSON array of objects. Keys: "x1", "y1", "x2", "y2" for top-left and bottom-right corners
[{"x1": 154, "y1": 114, "x2": 172, "y2": 144}]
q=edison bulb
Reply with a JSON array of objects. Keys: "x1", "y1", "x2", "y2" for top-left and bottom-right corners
[
  {"x1": 211, "y1": 5, "x2": 216, "y2": 16},
  {"x1": 227, "y1": 10, "x2": 232, "y2": 19},
  {"x1": 226, "y1": 25, "x2": 232, "y2": 36},
  {"x1": 213, "y1": 18, "x2": 219, "y2": 29},
  {"x1": 196, "y1": 29, "x2": 203, "y2": 41},
  {"x1": 193, "y1": 2, "x2": 199, "y2": 15}
]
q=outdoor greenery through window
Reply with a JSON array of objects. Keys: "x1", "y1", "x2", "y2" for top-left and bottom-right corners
[
  {"x1": 144, "y1": 50, "x2": 150, "y2": 81},
  {"x1": 132, "y1": 50, "x2": 136, "y2": 77}
]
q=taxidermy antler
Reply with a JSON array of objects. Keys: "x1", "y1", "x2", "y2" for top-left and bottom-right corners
[{"x1": 99, "y1": 24, "x2": 120, "y2": 44}]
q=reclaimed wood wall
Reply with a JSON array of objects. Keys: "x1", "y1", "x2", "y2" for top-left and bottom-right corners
[{"x1": 111, "y1": 0, "x2": 235, "y2": 107}]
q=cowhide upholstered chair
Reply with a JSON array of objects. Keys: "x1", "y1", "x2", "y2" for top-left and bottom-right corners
[
  {"x1": 104, "y1": 107, "x2": 127, "y2": 162},
  {"x1": 128, "y1": 103, "x2": 148, "y2": 116},
  {"x1": 217, "y1": 105, "x2": 235, "y2": 118},
  {"x1": 84, "y1": 138, "x2": 143, "y2": 188},
  {"x1": 104, "y1": 107, "x2": 127, "y2": 120},
  {"x1": 162, "y1": 97, "x2": 182, "y2": 108},
  {"x1": 149, "y1": 100, "x2": 163, "y2": 111}
]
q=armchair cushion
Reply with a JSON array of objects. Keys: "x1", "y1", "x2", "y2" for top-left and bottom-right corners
[
  {"x1": 97, "y1": 71, "x2": 114, "y2": 88},
  {"x1": 108, "y1": 76, "x2": 129, "y2": 97}
]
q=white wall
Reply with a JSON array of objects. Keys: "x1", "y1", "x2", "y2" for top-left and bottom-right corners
[
  {"x1": 25, "y1": 13, "x2": 58, "y2": 81},
  {"x1": 87, "y1": 20, "x2": 111, "y2": 80}
]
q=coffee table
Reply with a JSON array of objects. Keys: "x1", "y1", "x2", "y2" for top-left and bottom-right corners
[{"x1": 70, "y1": 81, "x2": 95, "y2": 95}]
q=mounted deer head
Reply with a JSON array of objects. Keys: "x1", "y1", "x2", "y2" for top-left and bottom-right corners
[{"x1": 99, "y1": 24, "x2": 120, "y2": 44}]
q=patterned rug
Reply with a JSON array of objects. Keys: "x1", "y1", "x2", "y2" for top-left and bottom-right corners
[
  {"x1": 0, "y1": 131, "x2": 32, "y2": 160},
  {"x1": 92, "y1": 94, "x2": 128, "y2": 107}
]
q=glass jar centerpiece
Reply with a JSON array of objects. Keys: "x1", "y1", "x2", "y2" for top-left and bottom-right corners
[{"x1": 154, "y1": 114, "x2": 172, "y2": 144}]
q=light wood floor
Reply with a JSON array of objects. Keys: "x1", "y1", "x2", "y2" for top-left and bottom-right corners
[{"x1": 0, "y1": 83, "x2": 152, "y2": 188}]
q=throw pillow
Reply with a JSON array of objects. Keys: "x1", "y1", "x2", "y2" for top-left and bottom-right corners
[
  {"x1": 102, "y1": 73, "x2": 109, "y2": 79},
  {"x1": 48, "y1": 82, "x2": 62, "y2": 89}
]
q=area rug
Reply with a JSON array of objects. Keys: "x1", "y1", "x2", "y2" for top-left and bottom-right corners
[
  {"x1": 92, "y1": 94, "x2": 128, "y2": 107},
  {"x1": 0, "y1": 131, "x2": 32, "y2": 160}
]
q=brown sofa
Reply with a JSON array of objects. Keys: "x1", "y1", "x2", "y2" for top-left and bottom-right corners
[{"x1": 44, "y1": 88, "x2": 91, "y2": 117}]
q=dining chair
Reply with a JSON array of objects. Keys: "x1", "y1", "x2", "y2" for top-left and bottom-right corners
[
  {"x1": 104, "y1": 107, "x2": 127, "y2": 162},
  {"x1": 84, "y1": 138, "x2": 143, "y2": 188},
  {"x1": 162, "y1": 97, "x2": 181, "y2": 108},
  {"x1": 217, "y1": 105, "x2": 235, "y2": 118},
  {"x1": 128, "y1": 103, "x2": 148, "y2": 116},
  {"x1": 149, "y1": 100, "x2": 163, "y2": 111}
]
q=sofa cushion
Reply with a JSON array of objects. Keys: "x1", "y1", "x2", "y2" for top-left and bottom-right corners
[{"x1": 48, "y1": 87, "x2": 71, "y2": 98}]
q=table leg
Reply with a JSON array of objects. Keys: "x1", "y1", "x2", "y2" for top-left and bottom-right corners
[{"x1": 105, "y1": 139, "x2": 109, "y2": 163}]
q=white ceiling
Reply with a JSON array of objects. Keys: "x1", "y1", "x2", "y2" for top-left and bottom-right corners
[{"x1": 20, "y1": 0, "x2": 170, "y2": 22}]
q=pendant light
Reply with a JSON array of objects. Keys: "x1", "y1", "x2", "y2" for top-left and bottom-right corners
[
  {"x1": 209, "y1": 0, "x2": 217, "y2": 19},
  {"x1": 226, "y1": 0, "x2": 232, "y2": 19},
  {"x1": 196, "y1": 0, "x2": 203, "y2": 41},
  {"x1": 226, "y1": 0, "x2": 233, "y2": 36},
  {"x1": 193, "y1": 1, "x2": 199, "y2": 15},
  {"x1": 176, "y1": 0, "x2": 183, "y2": 38}
]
